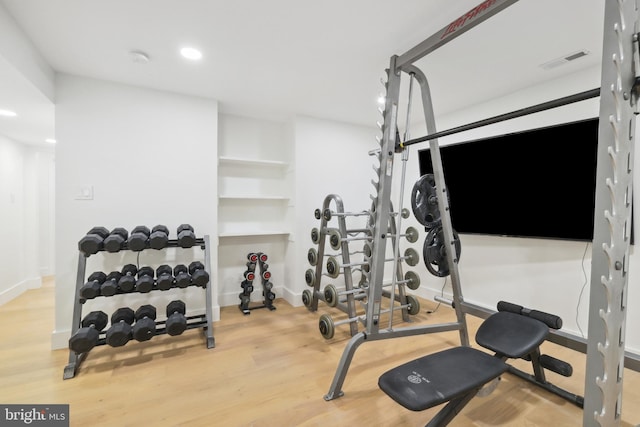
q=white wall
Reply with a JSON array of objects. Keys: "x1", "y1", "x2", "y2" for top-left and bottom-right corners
[
  {"x1": 287, "y1": 116, "x2": 380, "y2": 306},
  {"x1": 0, "y1": 1, "x2": 54, "y2": 101},
  {"x1": 396, "y1": 65, "x2": 640, "y2": 352},
  {"x1": 0, "y1": 135, "x2": 54, "y2": 304},
  {"x1": 53, "y1": 74, "x2": 218, "y2": 349}
]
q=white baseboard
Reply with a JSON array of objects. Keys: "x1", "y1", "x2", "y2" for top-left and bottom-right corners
[
  {"x1": 51, "y1": 329, "x2": 70, "y2": 351},
  {"x1": 0, "y1": 277, "x2": 42, "y2": 306}
]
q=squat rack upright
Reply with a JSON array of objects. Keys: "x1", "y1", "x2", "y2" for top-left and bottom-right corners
[{"x1": 324, "y1": 1, "x2": 637, "y2": 426}]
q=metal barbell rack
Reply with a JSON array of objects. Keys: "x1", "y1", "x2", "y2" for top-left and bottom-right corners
[{"x1": 304, "y1": 194, "x2": 418, "y2": 339}]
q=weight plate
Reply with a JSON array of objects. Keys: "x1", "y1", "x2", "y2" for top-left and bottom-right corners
[
  {"x1": 324, "y1": 284, "x2": 338, "y2": 307},
  {"x1": 305, "y1": 269, "x2": 316, "y2": 287},
  {"x1": 302, "y1": 289, "x2": 312, "y2": 308},
  {"x1": 411, "y1": 174, "x2": 442, "y2": 229},
  {"x1": 319, "y1": 314, "x2": 335, "y2": 339},
  {"x1": 404, "y1": 270, "x2": 420, "y2": 290},
  {"x1": 307, "y1": 248, "x2": 318, "y2": 266},
  {"x1": 328, "y1": 229, "x2": 341, "y2": 251},
  {"x1": 406, "y1": 295, "x2": 420, "y2": 315},
  {"x1": 422, "y1": 226, "x2": 462, "y2": 277}
]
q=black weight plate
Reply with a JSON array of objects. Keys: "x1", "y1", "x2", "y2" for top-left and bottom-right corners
[
  {"x1": 411, "y1": 174, "x2": 442, "y2": 229},
  {"x1": 422, "y1": 226, "x2": 461, "y2": 277}
]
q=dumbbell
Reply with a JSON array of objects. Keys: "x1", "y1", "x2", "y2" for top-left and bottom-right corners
[
  {"x1": 100, "y1": 271, "x2": 122, "y2": 296},
  {"x1": 135, "y1": 267, "x2": 155, "y2": 293},
  {"x1": 166, "y1": 300, "x2": 187, "y2": 336},
  {"x1": 241, "y1": 279, "x2": 254, "y2": 294},
  {"x1": 105, "y1": 307, "x2": 135, "y2": 347},
  {"x1": 78, "y1": 226, "x2": 110, "y2": 256},
  {"x1": 132, "y1": 305, "x2": 157, "y2": 342},
  {"x1": 156, "y1": 265, "x2": 174, "y2": 290},
  {"x1": 177, "y1": 224, "x2": 196, "y2": 248},
  {"x1": 173, "y1": 264, "x2": 191, "y2": 288},
  {"x1": 149, "y1": 225, "x2": 170, "y2": 250},
  {"x1": 246, "y1": 261, "x2": 256, "y2": 272},
  {"x1": 128, "y1": 225, "x2": 150, "y2": 251},
  {"x1": 188, "y1": 261, "x2": 209, "y2": 287},
  {"x1": 118, "y1": 264, "x2": 138, "y2": 292},
  {"x1": 79, "y1": 271, "x2": 107, "y2": 299},
  {"x1": 247, "y1": 253, "x2": 259, "y2": 263},
  {"x1": 244, "y1": 270, "x2": 256, "y2": 281},
  {"x1": 103, "y1": 227, "x2": 129, "y2": 252},
  {"x1": 68, "y1": 311, "x2": 108, "y2": 353}
]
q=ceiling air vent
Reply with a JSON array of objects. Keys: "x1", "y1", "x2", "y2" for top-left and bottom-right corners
[{"x1": 540, "y1": 50, "x2": 590, "y2": 70}]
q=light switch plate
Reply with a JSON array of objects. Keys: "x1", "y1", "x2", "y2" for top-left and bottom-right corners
[{"x1": 75, "y1": 186, "x2": 94, "y2": 200}]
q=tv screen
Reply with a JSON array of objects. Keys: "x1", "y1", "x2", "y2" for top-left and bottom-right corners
[{"x1": 418, "y1": 118, "x2": 614, "y2": 242}]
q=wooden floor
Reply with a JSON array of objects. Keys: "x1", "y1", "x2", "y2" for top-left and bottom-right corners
[{"x1": 1, "y1": 278, "x2": 639, "y2": 427}]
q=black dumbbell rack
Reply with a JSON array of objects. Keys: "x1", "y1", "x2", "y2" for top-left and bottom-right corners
[
  {"x1": 63, "y1": 233, "x2": 215, "y2": 380},
  {"x1": 238, "y1": 252, "x2": 276, "y2": 314}
]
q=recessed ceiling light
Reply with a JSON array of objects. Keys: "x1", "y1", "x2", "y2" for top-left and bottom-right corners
[
  {"x1": 45, "y1": 138, "x2": 56, "y2": 144},
  {"x1": 0, "y1": 109, "x2": 17, "y2": 117},
  {"x1": 180, "y1": 47, "x2": 203, "y2": 61}
]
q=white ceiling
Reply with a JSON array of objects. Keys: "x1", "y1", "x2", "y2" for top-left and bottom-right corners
[{"x1": 0, "y1": 0, "x2": 605, "y2": 146}]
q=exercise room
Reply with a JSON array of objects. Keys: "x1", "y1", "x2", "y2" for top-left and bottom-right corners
[{"x1": 0, "y1": 0, "x2": 638, "y2": 426}]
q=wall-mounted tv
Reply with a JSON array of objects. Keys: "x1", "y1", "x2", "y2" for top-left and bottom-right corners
[{"x1": 418, "y1": 117, "x2": 633, "y2": 243}]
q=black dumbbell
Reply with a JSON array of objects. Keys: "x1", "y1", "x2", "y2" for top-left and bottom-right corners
[
  {"x1": 166, "y1": 300, "x2": 187, "y2": 336},
  {"x1": 105, "y1": 307, "x2": 135, "y2": 347},
  {"x1": 78, "y1": 226, "x2": 110, "y2": 256},
  {"x1": 149, "y1": 225, "x2": 170, "y2": 250},
  {"x1": 188, "y1": 261, "x2": 209, "y2": 287},
  {"x1": 173, "y1": 264, "x2": 191, "y2": 288},
  {"x1": 128, "y1": 225, "x2": 151, "y2": 251},
  {"x1": 68, "y1": 311, "x2": 108, "y2": 353},
  {"x1": 103, "y1": 227, "x2": 129, "y2": 253},
  {"x1": 118, "y1": 264, "x2": 138, "y2": 292},
  {"x1": 177, "y1": 224, "x2": 196, "y2": 248},
  {"x1": 100, "y1": 271, "x2": 122, "y2": 297},
  {"x1": 132, "y1": 305, "x2": 157, "y2": 342},
  {"x1": 135, "y1": 267, "x2": 155, "y2": 293},
  {"x1": 79, "y1": 271, "x2": 107, "y2": 299},
  {"x1": 156, "y1": 265, "x2": 174, "y2": 291}
]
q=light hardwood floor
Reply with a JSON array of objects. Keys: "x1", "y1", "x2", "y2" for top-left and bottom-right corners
[{"x1": 1, "y1": 278, "x2": 639, "y2": 427}]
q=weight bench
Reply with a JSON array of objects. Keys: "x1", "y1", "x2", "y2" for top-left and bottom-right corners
[{"x1": 378, "y1": 302, "x2": 561, "y2": 427}]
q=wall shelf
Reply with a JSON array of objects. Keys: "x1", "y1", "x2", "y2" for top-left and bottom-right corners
[
  {"x1": 219, "y1": 195, "x2": 289, "y2": 201},
  {"x1": 219, "y1": 231, "x2": 290, "y2": 238},
  {"x1": 219, "y1": 156, "x2": 288, "y2": 168}
]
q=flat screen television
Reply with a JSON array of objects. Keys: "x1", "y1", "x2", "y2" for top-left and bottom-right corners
[{"x1": 418, "y1": 117, "x2": 634, "y2": 243}]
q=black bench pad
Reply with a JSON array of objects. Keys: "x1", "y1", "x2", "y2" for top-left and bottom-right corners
[
  {"x1": 476, "y1": 312, "x2": 549, "y2": 358},
  {"x1": 378, "y1": 346, "x2": 508, "y2": 411}
]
